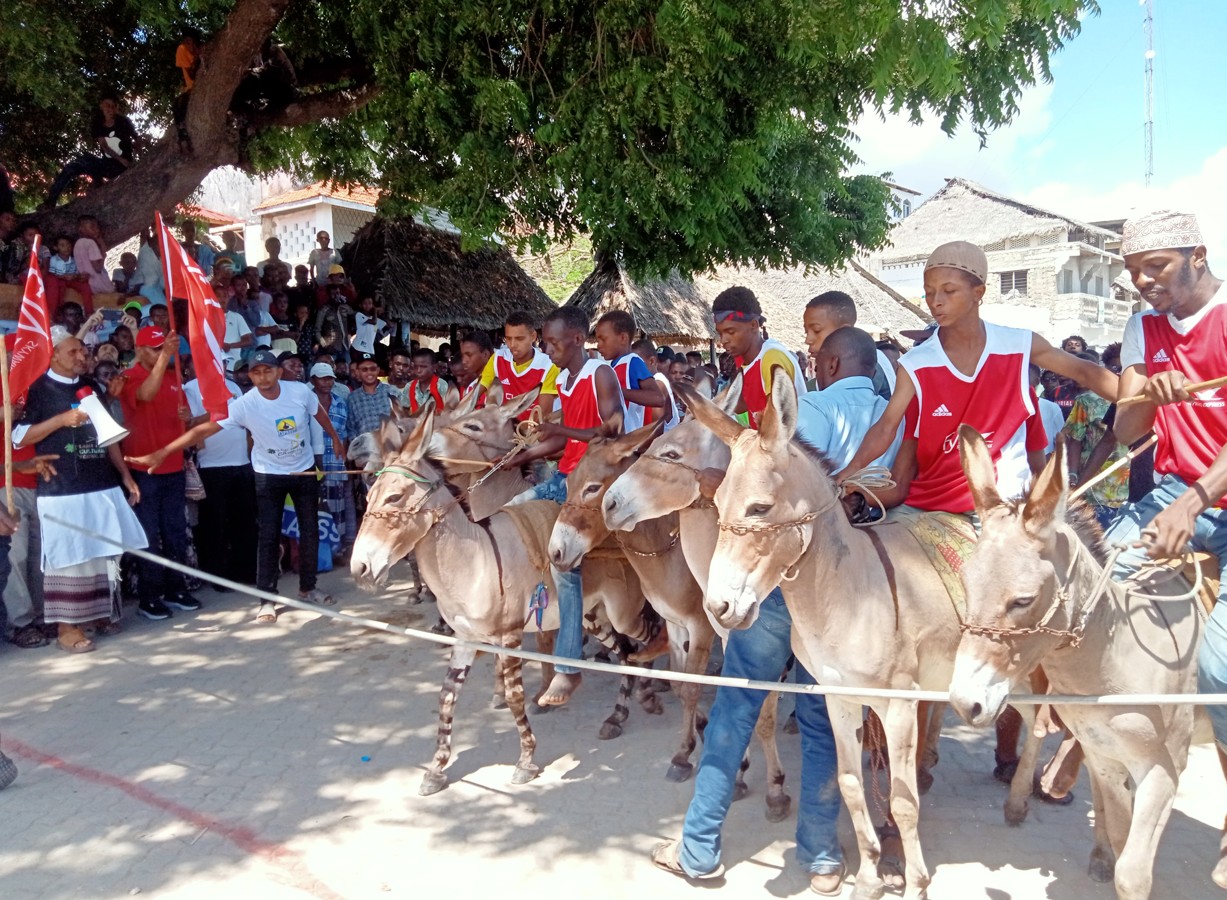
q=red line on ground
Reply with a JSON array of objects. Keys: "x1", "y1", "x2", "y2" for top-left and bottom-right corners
[{"x1": 4, "y1": 736, "x2": 345, "y2": 900}]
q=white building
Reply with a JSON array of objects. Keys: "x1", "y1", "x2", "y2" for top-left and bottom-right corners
[{"x1": 250, "y1": 181, "x2": 380, "y2": 269}]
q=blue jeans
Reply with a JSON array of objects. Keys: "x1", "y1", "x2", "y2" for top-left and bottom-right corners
[
  {"x1": 1106, "y1": 474, "x2": 1227, "y2": 751},
  {"x1": 132, "y1": 470, "x2": 189, "y2": 602},
  {"x1": 680, "y1": 588, "x2": 842, "y2": 876},
  {"x1": 515, "y1": 471, "x2": 583, "y2": 674}
]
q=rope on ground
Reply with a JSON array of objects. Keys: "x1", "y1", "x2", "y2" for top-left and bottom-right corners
[{"x1": 42, "y1": 513, "x2": 1227, "y2": 708}]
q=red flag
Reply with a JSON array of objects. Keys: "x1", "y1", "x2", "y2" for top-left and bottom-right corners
[
  {"x1": 155, "y1": 212, "x2": 230, "y2": 421},
  {"x1": 7, "y1": 237, "x2": 53, "y2": 403}
]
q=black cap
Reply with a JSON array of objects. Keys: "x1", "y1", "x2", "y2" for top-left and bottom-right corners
[
  {"x1": 354, "y1": 352, "x2": 377, "y2": 364},
  {"x1": 277, "y1": 350, "x2": 305, "y2": 364},
  {"x1": 248, "y1": 350, "x2": 279, "y2": 370}
]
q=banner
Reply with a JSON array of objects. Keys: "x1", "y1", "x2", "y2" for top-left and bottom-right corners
[{"x1": 7, "y1": 237, "x2": 52, "y2": 402}]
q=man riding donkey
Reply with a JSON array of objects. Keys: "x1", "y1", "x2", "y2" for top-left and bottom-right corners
[
  {"x1": 653, "y1": 287, "x2": 901, "y2": 893},
  {"x1": 1100, "y1": 209, "x2": 1227, "y2": 889}
]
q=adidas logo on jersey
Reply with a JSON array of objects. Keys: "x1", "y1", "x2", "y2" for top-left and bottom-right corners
[
  {"x1": 932, "y1": 404, "x2": 953, "y2": 417},
  {"x1": 1152, "y1": 348, "x2": 1170, "y2": 363}
]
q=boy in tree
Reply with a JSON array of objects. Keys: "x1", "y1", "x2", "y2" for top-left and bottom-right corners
[
  {"x1": 593, "y1": 310, "x2": 664, "y2": 429},
  {"x1": 505, "y1": 306, "x2": 625, "y2": 706}
]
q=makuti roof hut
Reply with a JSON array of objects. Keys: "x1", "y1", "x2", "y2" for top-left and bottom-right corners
[
  {"x1": 343, "y1": 217, "x2": 555, "y2": 335},
  {"x1": 566, "y1": 257, "x2": 929, "y2": 352}
]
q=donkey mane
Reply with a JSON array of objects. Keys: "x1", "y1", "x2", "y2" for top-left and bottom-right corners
[
  {"x1": 1000, "y1": 494, "x2": 1108, "y2": 564},
  {"x1": 792, "y1": 436, "x2": 836, "y2": 477}
]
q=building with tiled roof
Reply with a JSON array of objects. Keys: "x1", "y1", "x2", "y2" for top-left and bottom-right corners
[{"x1": 252, "y1": 181, "x2": 381, "y2": 270}]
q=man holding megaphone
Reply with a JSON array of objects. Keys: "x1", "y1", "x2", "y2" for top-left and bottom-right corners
[{"x1": 13, "y1": 326, "x2": 147, "y2": 654}]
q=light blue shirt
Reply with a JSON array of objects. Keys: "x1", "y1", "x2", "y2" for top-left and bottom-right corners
[{"x1": 797, "y1": 375, "x2": 901, "y2": 470}]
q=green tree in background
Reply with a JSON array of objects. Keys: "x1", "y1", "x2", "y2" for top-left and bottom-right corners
[{"x1": 1, "y1": 0, "x2": 1094, "y2": 275}]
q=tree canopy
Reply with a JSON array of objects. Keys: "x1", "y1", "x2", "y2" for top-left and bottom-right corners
[{"x1": 0, "y1": 0, "x2": 1094, "y2": 276}]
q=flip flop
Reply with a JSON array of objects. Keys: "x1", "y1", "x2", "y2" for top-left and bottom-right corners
[
  {"x1": 650, "y1": 839, "x2": 724, "y2": 880},
  {"x1": 298, "y1": 589, "x2": 335, "y2": 606},
  {"x1": 256, "y1": 603, "x2": 278, "y2": 624}
]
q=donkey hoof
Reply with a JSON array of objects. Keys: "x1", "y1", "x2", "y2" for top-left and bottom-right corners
[
  {"x1": 1088, "y1": 846, "x2": 1116, "y2": 883},
  {"x1": 732, "y1": 780, "x2": 750, "y2": 802},
  {"x1": 511, "y1": 764, "x2": 540, "y2": 785},
  {"x1": 665, "y1": 761, "x2": 694, "y2": 783},
  {"x1": 849, "y1": 878, "x2": 886, "y2": 900},
  {"x1": 598, "y1": 721, "x2": 624, "y2": 741},
  {"x1": 491, "y1": 694, "x2": 509, "y2": 710},
  {"x1": 638, "y1": 694, "x2": 665, "y2": 716},
  {"x1": 419, "y1": 771, "x2": 449, "y2": 796},
  {"x1": 1003, "y1": 798, "x2": 1030, "y2": 827},
  {"x1": 916, "y1": 765, "x2": 934, "y2": 795},
  {"x1": 764, "y1": 794, "x2": 792, "y2": 823}
]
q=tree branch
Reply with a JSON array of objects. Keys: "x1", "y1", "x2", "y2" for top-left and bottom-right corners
[{"x1": 249, "y1": 83, "x2": 382, "y2": 130}]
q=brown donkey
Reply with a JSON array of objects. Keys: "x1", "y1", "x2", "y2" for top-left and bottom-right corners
[{"x1": 950, "y1": 426, "x2": 1203, "y2": 900}]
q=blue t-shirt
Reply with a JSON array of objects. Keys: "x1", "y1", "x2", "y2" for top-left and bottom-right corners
[{"x1": 614, "y1": 353, "x2": 653, "y2": 430}]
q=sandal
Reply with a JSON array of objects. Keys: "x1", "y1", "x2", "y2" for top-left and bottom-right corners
[
  {"x1": 298, "y1": 589, "x2": 335, "y2": 606},
  {"x1": 1032, "y1": 775, "x2": 1075, "y2": 806},
  {"x1": 9, "y1": 625, "x2": 48, "y2": 649},
  {"x1": 876, "y1": 822, "x2": 905, "y2": 891},
  {"x1": 993, "y1": 759, "x2": 1019, "y2": 784},
  {"x1": 256, "y1": 603, "x2": 278, "y2": 624},
  {"x1": 650, "y1": 839, "x2": 724, "y2": 880},
  {"x1": 57, "y1": 635, "x2": 96, "y2": 654},
  {"x1": 92, "y1": 620, "x2": 123, "y2": 637}
]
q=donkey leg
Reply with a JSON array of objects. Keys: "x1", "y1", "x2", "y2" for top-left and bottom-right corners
[
  {"x1": 756, "y1": 691, "x2": 792, "y2": 822},
  {"x1": 420, "y1": 647, "x2": 476, "y2": 796},
  {"x1": 531, "y1": 629, "x2": 557, "y2": 712},
  {"x1": 500, "y1": 642, "x2": 540, "y2": 785},
  {"x1": 1214, "y1": 747, "x2": 1227, "y2": 889},
  {"x1": 882, "y1": 699, "x2": 931, "y2": 900},
  {"x1": 666, "y1": 622, "x2": 714, "y2": 783},
  {"x1": 491, "y1": 654, "x2": 508, "y2": 710},
  {"x1": 828, "y1": 698, "x2": 885, "y2": 900},
  {"x1": 915, "y1": 701, "x2": 945, "y2": 795},
  {"x1": 1112, "y1": 758, "x2": 1179, "y2": 900},
  {"x1": 1005, "y1": 705, "x2": 1044, "y2": 826},
  {"x1": 1085, "y1": 766, "x2": 1117, "y2": 883}
]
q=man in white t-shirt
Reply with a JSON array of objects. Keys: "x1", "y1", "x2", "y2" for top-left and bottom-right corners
[
  {"x1": 223, "y1": 304, "x2": 253, "y2": 365},
  {"x1": 125, "y1": 350, "x2": 344, "y2": 623}
]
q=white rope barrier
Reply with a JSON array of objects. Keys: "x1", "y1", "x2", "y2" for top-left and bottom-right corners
[{"x1": 44, "y1": 513, "x2": 1227, "y2": 708}]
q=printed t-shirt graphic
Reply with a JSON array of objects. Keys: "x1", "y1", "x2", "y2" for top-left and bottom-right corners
[
  {"x1": 225, "y1": 380, "x2": 320, "y2": 475},
  {"x1": 738, "y1": 338, "x2": 806, "y2": 430}
]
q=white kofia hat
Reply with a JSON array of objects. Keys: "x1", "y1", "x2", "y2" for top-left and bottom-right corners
[{"x1": 1121, "y1": 209, "x2": 1204, "y2": 256}]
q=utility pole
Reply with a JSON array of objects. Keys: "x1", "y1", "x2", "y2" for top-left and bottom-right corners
[{"x1": 1143, "y1": 0, "x2": 1155, "y2": 187}]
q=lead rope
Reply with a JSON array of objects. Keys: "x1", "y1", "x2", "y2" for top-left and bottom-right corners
[{"x1": 470, "y1": 406, "x2": 546, "y2": 490}]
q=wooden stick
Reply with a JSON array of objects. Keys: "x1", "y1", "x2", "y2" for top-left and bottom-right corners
[
  {"x1": 1117, "y1": 375, "x2": 1227, "y2": 407},
  {"x1": 1070, "y1": 434, "x2": 1157, "y2": 502},
  {"x1": 0, "y1": 337, "x2": 13, "y2": 516}
]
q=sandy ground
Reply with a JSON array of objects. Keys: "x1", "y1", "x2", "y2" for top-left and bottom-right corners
[{"x1": 1, "y1": 562, "x2": 1224, "y2": 899}]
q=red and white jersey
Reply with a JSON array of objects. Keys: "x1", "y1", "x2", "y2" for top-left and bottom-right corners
[
  {"x1": 1122, "y1": 286, "x2": 1227, "y2": 505},
  {"x1": 738, "y1": 338, "x2": 807, "y2": 430},
  {"x1": 557, "y1": 358, "x2": 611, "y2": 475},
  {"x1": 898, "y1": 323, "x2": 1035, "y2": 513},
  {"x1": 492, "y1": 346, "x2": 554, "y2": 397},
  {"x1": 461, "y1": 379, "x2": 485, "y2": 408},
  {"x1": 611, "y1": 352, "x2": 647, "y2": 430}
]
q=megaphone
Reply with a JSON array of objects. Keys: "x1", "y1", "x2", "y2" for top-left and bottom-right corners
[{"x1": 75, "y1": 387, "x2": 130, "y2": 448}]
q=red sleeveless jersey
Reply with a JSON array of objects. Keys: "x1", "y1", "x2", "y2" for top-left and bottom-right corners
[
  {"x1": 1135, "y1": 296, "x2": 1227, "y2": 505},
  {"x1": 461, "y1": 379, "x2": 486, "y2": 408},
  {"x1": 898, "y1": 323, "x2": 1035, "y2": 513},
  {"x1": 408, "y1": 375, "x2": 445, "y2": 414},
  {"x1": 557, "y1": 358, "x2": 608, "y2": 474},
  {"x1": 738, "y1": 338, "x2": 806, "y2": 430}
]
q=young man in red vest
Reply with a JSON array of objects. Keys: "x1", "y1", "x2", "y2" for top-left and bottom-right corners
[
  {"x1": 506, "y1": 306, "x2": 625, "y2": 707},
  {"x1": 407, "y1": 347, "x2": 457, "y2": 414},
  {"x1": 478, "y1": 310, "x2": 558, "y2": 417},
  {"x1": 1109, "y1": 210, "x2": 1227, "y2": 888}
]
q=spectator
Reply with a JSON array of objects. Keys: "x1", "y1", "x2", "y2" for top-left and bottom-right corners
[
  {"x1": 127, "y1": 350, "x2": 344, "y2": 623},
  {"x1": 314, "y1": 264, "x2": 357, "y2": 307},
  {"x1": 13, "y1": 330, "x2": 146, "y2": 653},
  {"x1": 72, "y1": 215, "x2": 112, "y2": 308},
  {"x1": 1030, "y1": 363, "x2": 1067, "y2": 457},
  {"x1": 173, "y1": 29, "x2": 202, "y2": 151},
  {"x1": 293, "y1": 302, "x2": 318, "y2": 358},
  {"x1": 256, "y1": 237, "x2": 285, "y2": 277},
  {"x1": 347, "y1": 353, "x2": 398, "y2": 436},
  {"x1": 222, "y1": 288, "x2": 254, "y2": 366},
  {"x1": 42, "y1": 96, "x2": 142, "y2": 208},
  {"x1": 110, "y1": 324, "x2": 136, "y2": 367},
  {"x1": 314, "y1": 352, "x2": 350, "y2": 400},
  {"x1": 278, "y1": 351, "x2": 306, "y2": 384},
  {"x1": 1063, "y1": 352, "x2": 1128, "y2": 529},
  {"x1": 406, "y1": 348, "x2": 458, "y2": 414},
  {"x1": 384, "y1": 347, "x2": 412, "y2": 402},
  {"x1": 179, "y1": 220, "x2": 215, "y2": 278},
  {"x1": 213, "y1": 230, "x2": 245, "y2": 275},
  {"x1": 307, "y1": 230, "x2": 343, "y2": 282},
  {"x1": 46, "y1": 235, "x2": 92, "y2": 312},
  {"x1": 12, "y1": 220, "x2": 51, "y2": 281},
  {"x1": 315, "y1": 275, "x2": 354, "y2": 362},
  {"x1": 0, "y1": 211, "x2": 20, "y2": 284},
  {"x1": 116, "y1": 326, "x2": 201, "y2": 620},
  {"x1": 668, "y1": 358, "x2": 691, "y2": 384},
  {"x1": 458, "y1": 331, "x2": 493, "y2": 403},
  {"x1": 135, "y1": 228, "x2": 166, "y2": 305},
  {"x1": 184, "y1": 366, "x2": 257, "y2": 588},
  {"x1": 309, "y1": 362, "x2": 353, "y2": 554},
  {"x1": 1061, "y1": 335, "x2": 1088, "y2": 355},
  {"x1": 111, "y1": 252, "x2": 141, "y2": 294},
  {"x1": 350, "y1": 296, "x2": 387, "y2": 356}
]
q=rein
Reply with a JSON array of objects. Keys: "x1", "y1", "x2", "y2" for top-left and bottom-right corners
[
  {"x1": 641, "y1": 453, "x2": 716, "y2": 509},
  {"x1": 363, "y1": 464, "x2": 463, "y2": 524}
]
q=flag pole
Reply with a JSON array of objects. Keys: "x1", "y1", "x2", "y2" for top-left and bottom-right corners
[
  {"x1": 155, "y1": 215, "x2": 188, "y2": 425},
  {"x1": 0, "y1": 334, "x2": 14, "y2": 517}
]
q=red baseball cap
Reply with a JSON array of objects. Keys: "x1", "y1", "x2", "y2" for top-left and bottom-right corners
[{"x1": 136, "y1": 326, "x2": 167, "y2": 348}]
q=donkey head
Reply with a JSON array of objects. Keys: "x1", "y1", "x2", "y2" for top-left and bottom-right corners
[
  {"x1": 426, "y1": 386, "x2": 540, "y2": 475},
  {"x1": 602, "y1": 374, "x2": 742, "y2": 531},
  {"x1": 683, "y1": 367, "x2": 827, "y2": 630},
  {"x1": 949, "y1": 424, "x2": 1075, "y2": 726},
  {"x1": 350, "y1": 406, "x2": 444, "y2": 590}
]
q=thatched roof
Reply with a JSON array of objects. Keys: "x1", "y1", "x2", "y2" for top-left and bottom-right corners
[
  {"x1": 566, "y1": 258, "x2": 928, "y2": 349},
  {"x1": 881, "y1": 178, "x2": 1120, "y2": 264},
  {"x1": 343, "y1": 218, "x2": 555, "y2": 332}
]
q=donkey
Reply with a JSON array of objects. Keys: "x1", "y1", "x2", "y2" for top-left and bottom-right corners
[
  {"x1": 949, "y1": 426, "x2": 1202, "y2": 900},
  {"x1": 679, "y1": 369, "x2": 975, "y2": 900}
]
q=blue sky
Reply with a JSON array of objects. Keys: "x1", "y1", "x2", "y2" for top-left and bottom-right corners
[{"x1": 852, "y1": 1, "x2": 1227, "y2": 253}]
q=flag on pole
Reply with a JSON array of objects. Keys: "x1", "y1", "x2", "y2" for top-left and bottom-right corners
[
  {"x1": 7, "y1": 237, "x2": 53, "y2": 403},
  {"x1": 154, "y1": 212, "x2": 231, "y2": 421}
]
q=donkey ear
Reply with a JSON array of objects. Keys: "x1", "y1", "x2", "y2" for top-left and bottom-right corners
[
  {"x1": 758, "y1": 365, "x2": 798, "y2": 454},
  {"x1": 957, "y1": 424, "x2": 1003, "y2": 519},
  {"x1": 716, "y1": 371, "x2": 743, "y2": 416},
  {"x1": 1022, "y1": 434, "x2": 1068, "y2": 543},
  {"x1": 452, "y1": 384, "x2": 480, "y2": 416},
  {"x1": 602, "y1": 408, "x2": 624, "y2": 437},
  {"x1": 399, "y1": 402, "x2": 436, "y2": 460},
  {"x1": 500, "y1": 385, "x2": 539, "y2": 420},
  {"x1": 676, "y1": 381, "x2": 744, "y2": 446},
  {"x1": 486, "y1": 383, "x2": 505, "y2": 407},
  {"x1": 611, "y1": 417, "x2": 664, "y2": 460}
]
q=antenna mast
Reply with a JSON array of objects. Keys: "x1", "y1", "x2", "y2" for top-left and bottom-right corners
[{"x1": 1143, "y1": 0, "x2": 1155, "y2": 187}]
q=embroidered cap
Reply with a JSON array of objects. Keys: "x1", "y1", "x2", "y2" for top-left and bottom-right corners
[
  {"x1": 248, "y1": 350, "x2": 279, "y2": 370},
  {"x1": 136, "y1": 326, "x2": 166, "y2": 348},
  {"x1": 924, "y1": 241, "x2": 988, "y2": 284},
  {"x1": 1121, "y1": 209, "x2": 1204, "y2": 256}
]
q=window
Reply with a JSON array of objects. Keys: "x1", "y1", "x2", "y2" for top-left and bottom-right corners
[
  {"x1": 901, "y1": 199, "x2": 912, "y2": 218},
  {"x1": 999, "y1": 270, "x2": 1028, "y2": 295},
  {"x1": 1063, "y1": 270, "x2": 1074, "y2": 294}
]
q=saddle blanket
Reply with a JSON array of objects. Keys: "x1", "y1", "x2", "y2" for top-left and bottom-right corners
[{"x1": 881, "y1": 505, "x2": 978, "y2": 622}]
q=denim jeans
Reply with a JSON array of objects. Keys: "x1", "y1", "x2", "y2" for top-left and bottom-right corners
[
  {"x1": 254, "y1": 471, "x2": 319, "y2": 596},
  {"x1": 44, "y1": 154, "x2": 126, "y2": 207},
  {"x1": 680, "y1": 588, "x2": 842, "y2": 876},
  {"x1": 132, "y1": 470, "x2": 189, "y2": 602},
  {"x1": 1106, "y1": 474, "x2": 1227, "y2": 751},
  {"x1": 511, "y1": 471, "x2": 583, "y2": 674}
]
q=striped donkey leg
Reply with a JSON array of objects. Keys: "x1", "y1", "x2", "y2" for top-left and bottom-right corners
[
  {"x1": 420, "y1": 646, "x2": 477, "y2": 796},
  {"x1": 500, "y1": 640, "x2": 539, "y2": 785},
  {"x1": 756, "y1": 691, "x2": 792, "y2": 822}
]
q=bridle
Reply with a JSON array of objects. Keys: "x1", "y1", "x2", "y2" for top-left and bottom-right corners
[
  {"x1": 639, "y1": 452, "x2": 716, "y2": 510},
  {"x1": 559, "y1": 496, "x2": 680, "y2": 557},
  {"x1": 362, "y1": 463, "x2": 460, "y2": 525}
]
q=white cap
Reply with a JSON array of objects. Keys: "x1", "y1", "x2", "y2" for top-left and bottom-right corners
[{"x1": 309, "y1": 362, "x2": 336, "y2": 379}]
